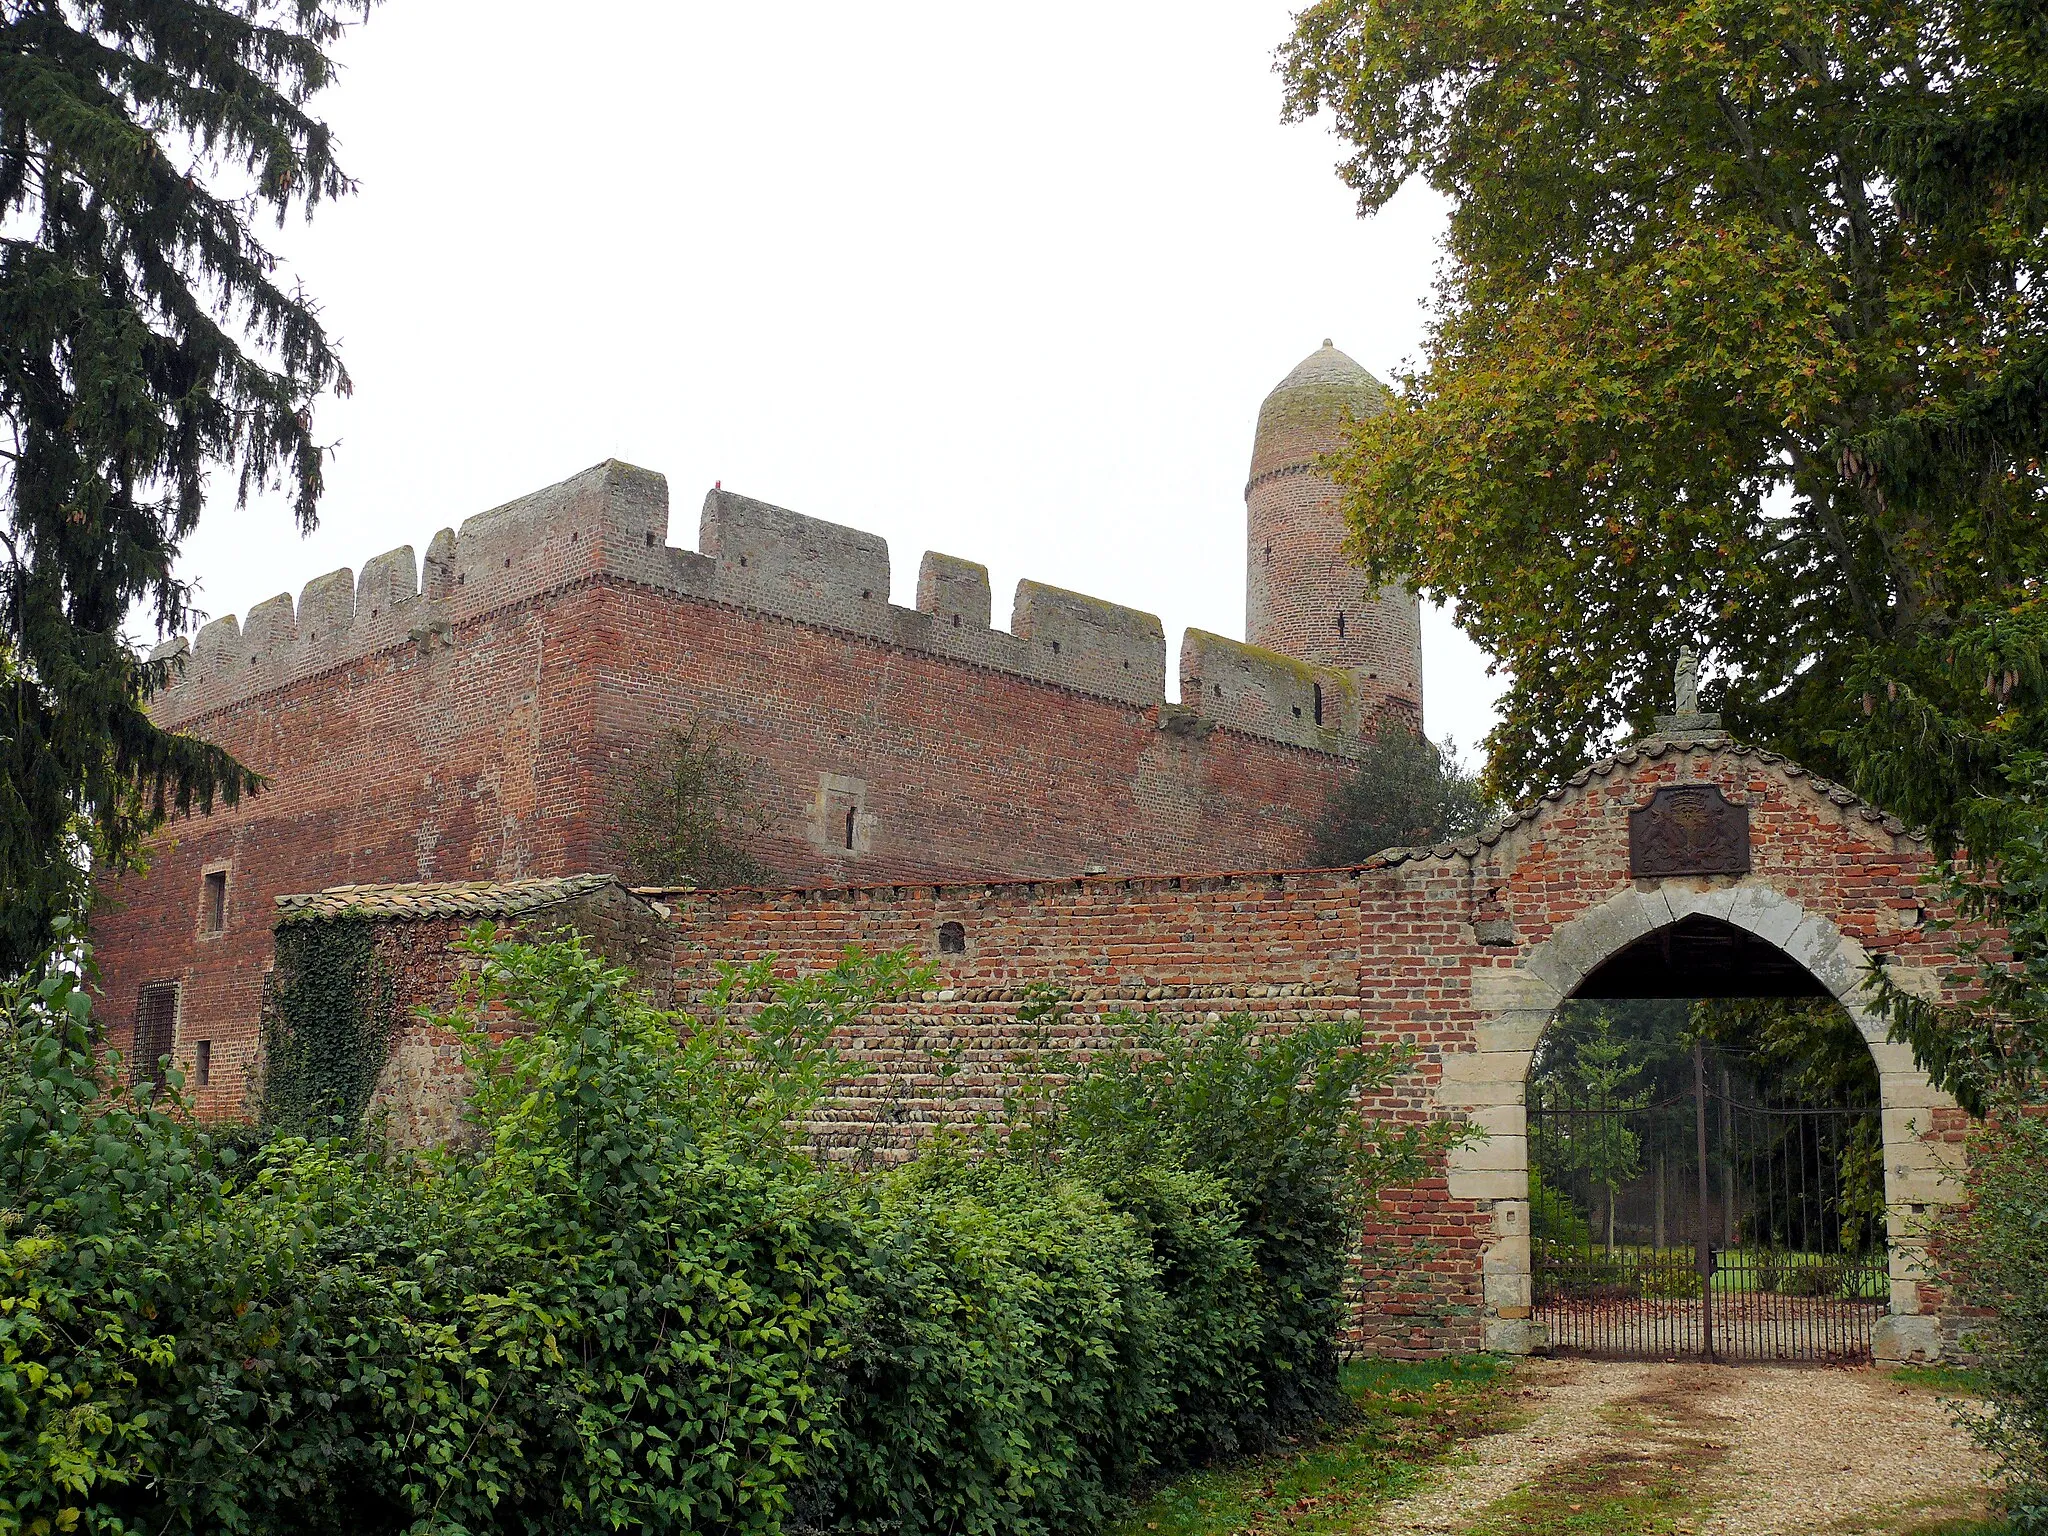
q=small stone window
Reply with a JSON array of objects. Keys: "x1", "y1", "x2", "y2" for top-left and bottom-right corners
[
  {"x1": 938, "y1": 921, "x2": 967, "y2": 955},
  {"x1": 195, "y1": 1039, "x2": 212, "y2": 1087},
  {"x1": 816, "y1": 773, "x2": 868, "y2": 857},
  {"x1": 201, "y1": 868, "x2": 227, "y2": 935}
]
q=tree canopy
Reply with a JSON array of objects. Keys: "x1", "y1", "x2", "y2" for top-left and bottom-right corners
[
  {"x1": 1282, "y1": 0, "x2": 2048, "y2": 1114},
  {"x1": 1308, "y1": 721, "x2": 1494, "y2": 866},
  {"x1": 0, "y1": 0, "x2": 373, "y2": 973},
  {"x1": 1281, "y1": 0, "x2": 2048, "y2": 811}
]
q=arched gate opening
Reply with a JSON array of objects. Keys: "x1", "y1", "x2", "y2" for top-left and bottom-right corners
[
  {"x1": 1456, "y1": 880, "x2": 1959, "y2": 1366},
  {"x1": 1529, "y1": 915, "x2": 1887, "y2": 1361}
]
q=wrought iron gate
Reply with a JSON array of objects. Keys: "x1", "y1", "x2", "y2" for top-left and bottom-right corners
[{"x1": 1528, "y1": 1043, "x2": 1889, "y2": 1361}]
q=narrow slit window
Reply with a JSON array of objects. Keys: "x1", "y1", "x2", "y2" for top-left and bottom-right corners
[
  {"x1": 1313, "y1": 682, "x2": 1324, "y2": 726},
  {"x1": 844, "y1": 806, "x2": 857, "y2": 850},
  {"x1": 195, "y1": 1039, "x2": 212, "y2": 1087},
  {"x1": 1336, "y1": 611, "x2": 1347, "y2": 638},
  {"x1": 201, "y1": 869, "x2": 227, "y2": 934},
  {"x1": 134, "y1": 982, "x2": 178, "y2": 1090}
]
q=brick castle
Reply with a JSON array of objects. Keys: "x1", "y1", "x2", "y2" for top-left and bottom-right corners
[
  {"x1": 88, "y1": 336, "x2": 1984, "y2": 1363},
  {"x1": 96, "y1": 341, "x2": 1418, "y2": 1117}
]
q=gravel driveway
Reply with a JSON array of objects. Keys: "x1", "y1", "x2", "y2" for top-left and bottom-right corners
[{"x1": 1363, "y1": 1357, "x2": 1993, "y2": 1535}]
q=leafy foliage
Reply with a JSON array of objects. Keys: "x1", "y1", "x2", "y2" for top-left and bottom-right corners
[
  {"x1": 0, "y1": 0, "x2": 378, "y2": 973},
  {"x1": 1939, "y1": 1114, "x2": 2048, "y2": 1534},
  {"x1": 1024, "y1": 1006, "x2": 1462, "y2": 1445},
  {"x1": 1279, "y1": 0, "x2": 2048, "y2": 808},
  {"x1": 257, "y1": 916, "x2": 392, "y2": 1133},
  {"x1": 827, "y1": 1153, "x2": 1175, "y2": 1536},
  {"x1": 1308, "y1": 723, "x2": 1496, "y2": 865},
  {"x1": 607, "y1": 717, "x2": 772, "y2": 888},
  {"x1": 1534, "y1": 1017, "x2": 1645, "y2": 1255},
  {"x1": 1, "y1": 925, "x2": 1435, "y2": 1535}
]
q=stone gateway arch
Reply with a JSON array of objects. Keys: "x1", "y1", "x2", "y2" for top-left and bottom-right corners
[{"x1": 269, "y1": 724, "x2": 1977, "y2": 1364}]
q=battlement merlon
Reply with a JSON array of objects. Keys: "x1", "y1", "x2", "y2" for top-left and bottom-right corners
[
  {"x1": 145, "y1": 461, "x2": 1366, "y2": 754},
  {"x1": 1181, "y1": 630, "x2": 1375, "y2": 754}
]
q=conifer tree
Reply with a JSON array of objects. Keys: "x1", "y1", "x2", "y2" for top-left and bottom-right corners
[{"x1": 0, "y1": 0, "x2": 374, "y2": 973}]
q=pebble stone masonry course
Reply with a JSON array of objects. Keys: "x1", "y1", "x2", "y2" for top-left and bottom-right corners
[{"x1": 280, "y1": 729, "x2": 1985, "y2": 1364}]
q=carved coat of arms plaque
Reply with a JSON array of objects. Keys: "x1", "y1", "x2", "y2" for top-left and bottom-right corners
[{"x1": 1628, "y1": 785, "x2": 1750, "y2": 877}]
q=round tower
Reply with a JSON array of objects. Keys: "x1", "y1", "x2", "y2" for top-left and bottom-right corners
[{"x1": 1245, "y1": 339, "x2": 1423, "y2": 726}]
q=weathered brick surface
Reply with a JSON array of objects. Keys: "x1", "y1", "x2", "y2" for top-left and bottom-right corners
[
  {"x1": 91, "y1": 344, "x2": 1433, "y2": 1118},
  {"x1": 105, "y1": 719, "x2": 1981, "y2": 1356},
  {"x1": 92, "y1": 473, "x2": 1378, "y2": 1115},
  {"x1": 1244, "y1": 342, "x2": 1421, "y2": 723},
  {"x1": 648, "y1": 737, "x2": 1975, "y2": 1356}
]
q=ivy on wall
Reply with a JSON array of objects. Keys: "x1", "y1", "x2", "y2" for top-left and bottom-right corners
[{"x1": 260, "y1": 917, "x2": 395, "y2": 1134}]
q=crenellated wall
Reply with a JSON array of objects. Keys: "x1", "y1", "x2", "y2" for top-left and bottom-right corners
[
  {"x1": 103, "y1": 460, "x2": 1391, "y2": 1122},
  {"x1": 150, "y1": 464, "x2": 1369, "y2": 743}
]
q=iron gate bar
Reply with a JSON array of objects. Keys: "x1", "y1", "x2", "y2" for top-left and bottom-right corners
[
  {"x1": 1695, "y1": 1041, "x2": 1714, "y2": 1362},
  {"x1": 1529, "y1": 1043, "x2": 1887, "y2": 1363}
]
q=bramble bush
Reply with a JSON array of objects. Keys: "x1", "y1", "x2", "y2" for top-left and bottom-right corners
[{"x1": 0, "y1": 928, "x2": 1447, "y2": 1536}]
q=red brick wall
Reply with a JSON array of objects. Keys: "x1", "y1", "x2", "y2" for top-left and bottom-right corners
[
  {"x1": 93, "y1": 574, "x2": 1355, "y2": 1116},
  {"x1": 651, "y1": 740, "x2": 1967, "y2": 1356}
]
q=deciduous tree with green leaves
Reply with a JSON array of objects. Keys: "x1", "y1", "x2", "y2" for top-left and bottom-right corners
[
  {"x1": 1308, "y1": 720, "x2": 1495, "y2": 865},
  {"x1": 1280, "y1": 0, "x2": 2048, "y2": 811},
  {"x1": 1281, "y1": 0, "x2": 2048, "y2": 1144},
  {"x1": 1282, "y1": 7, "x2": 2048, "y2": 1511},
  {"x1": 0, "y1": 0, "x2": 375, "y2": 975}
]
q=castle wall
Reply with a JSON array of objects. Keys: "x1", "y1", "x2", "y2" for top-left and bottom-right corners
[
  {"x1": 1246, "y1": 462, "x2": 1423, "y2": 720},
  {"x1": 96, "y1": 462, "x2": 1375, "y2": 1117},
  {"x1": 642, "y1": 738, "x2": 1969, "y2": 1357}
]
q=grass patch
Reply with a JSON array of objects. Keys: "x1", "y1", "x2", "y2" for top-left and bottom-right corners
[
  {"x1": 1106, "y1": 1355, "x2": 1513, "y2": 1536},
  {"x1": 1459, "y1": 1390, "x2": 1729, "y2": 1536},
  {"x1": 1894, "y1": 1521, "x2": 2013, "y2": 1536},
  {"x1": 1892, "y1": 1365, "x2": 1993, "y2": 1397}
]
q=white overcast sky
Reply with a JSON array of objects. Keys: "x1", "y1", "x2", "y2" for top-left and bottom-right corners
[{"x1": 168, "y1": 0, "x2": 1507, "y2": 757}]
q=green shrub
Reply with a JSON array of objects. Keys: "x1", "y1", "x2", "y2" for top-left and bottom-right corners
[
  {"x1": 1781, "y1": 1255, "x2": 1848, "y2": 1298},
  {"x1": 1038, "y1": 1007, "x2": 1457, "y2": 1447},
  {"x1": 0, "y1": 929, "x2": 913, "y2": 1536},
  {"x1": 1941, "y1": 1115, "x2": 2048, "y2": 1533},
  {"x1": 1751, "y1": 1246, "x2": 1787, "y2": 1293},
  {"x1": 826, "y1": 1153, "x2": 1170, "y2": 1536},
  {"x1": 1638, "y1": 1255, "x2": 1702, "y2": 1301},
  {"x1": 1531, "y1": 1242, "x2": 1632, "y2": 1301},
  {"x1": 1529, "y1": 1173, "x2": 1593, "y2": 1247},
  {"x1": 0, "y1": 930, "x2": 1442, "y2": 1536}
]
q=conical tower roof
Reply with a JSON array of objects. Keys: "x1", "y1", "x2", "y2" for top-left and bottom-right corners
[{"x1": 1249, "y1": 340, "x2": 1390, "y2": 485}]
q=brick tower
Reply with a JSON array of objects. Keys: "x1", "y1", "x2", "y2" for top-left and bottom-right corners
[{"x1": 1245, "y1": 340, "x2": 1422, "y2": 726}]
